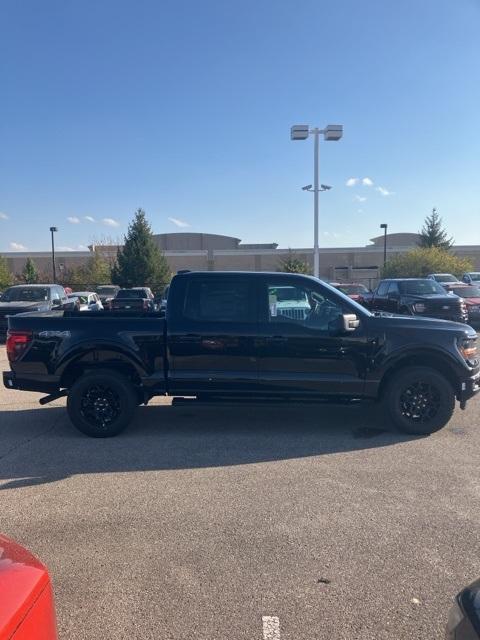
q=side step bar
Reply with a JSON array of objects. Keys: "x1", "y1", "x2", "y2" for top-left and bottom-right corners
[{"x1": 39, "y1": 390, "x2": 68, "y2": 405}]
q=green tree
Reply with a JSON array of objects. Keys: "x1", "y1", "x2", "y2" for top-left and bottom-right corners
[
  {"x1": 382, "y1": 247, "x2": 472, "y2": 279},
  {"x1": 22, "y1": 257, "x2": 38, "y2": 283},
  {"x1": 111, "y1": 209, "x2": 171, "y2": 290},
  {"x1": 0, "y1": 255, "x2": 13, "y2": 290},
  {"x1": 418, "y1": 208, "x2": 453, "y2": 250},
  {"x1": 278, "y1": 251, "x2": 312, "y2": 274},
  {"x1": 68, "y1": 253, "x2": 112, "y2": 288}
]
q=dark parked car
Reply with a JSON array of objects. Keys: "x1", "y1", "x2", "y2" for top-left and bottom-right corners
[
  {"x1": 3, "y1": 271, "x2": 479, "y2": 438},
  {"x1": 110, "y1": 287, "x2": 155, "y2": 311},
  {"x1": 0, "y1": 284, "x2": 69, "y2": 338},
  {"x1": 369, "y1": 278, "x2": 468, "y2": 322}
]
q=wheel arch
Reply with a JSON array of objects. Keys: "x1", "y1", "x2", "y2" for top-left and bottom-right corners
[
  {"x1": 59, "y1": 348, "x2": 145, "y2": 389},
  {"x1": 378, "y1": 350, "x2": 461, "y2": 399}
]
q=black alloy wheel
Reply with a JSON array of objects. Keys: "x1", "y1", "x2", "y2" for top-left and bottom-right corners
[
  {"x1": 385, "y1": 366, "x2": 455, "y2": 435},
  {"x1": 67, "y1": 370, "x2": 137, "y2": 437}
]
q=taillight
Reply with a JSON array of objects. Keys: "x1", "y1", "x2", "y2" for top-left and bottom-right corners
[
  {"x1": 143, "y1": 300, "x2": 149, "y2": 310},
  {"x1": 6, "y1": 331, "x2": 32, "y2": 362}
]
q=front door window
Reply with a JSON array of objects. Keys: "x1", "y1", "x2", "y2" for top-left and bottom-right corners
[{"x1": 266, "y1": 283, "x2": 344, "y2": 333}]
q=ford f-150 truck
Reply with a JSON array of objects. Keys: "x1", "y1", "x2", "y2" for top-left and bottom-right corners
[{"x1": 3, "y1": 271, "x2": 479, "y2": 437}]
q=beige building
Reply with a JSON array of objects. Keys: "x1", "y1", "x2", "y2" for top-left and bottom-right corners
[{"x1": 2, "y1": 232, "x2": 480, "y2": 288}]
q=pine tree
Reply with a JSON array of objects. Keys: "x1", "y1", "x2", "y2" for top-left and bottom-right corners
[
  {"x1": 278, "y1": 251, "x2": 312, "y2": 274},
  {"x1": 22, "y1": 257, "x2": 38, "y2": 283},
  {"x1": 111, "y1": 209, "x2": 171, "y2": 291},
  {"x1": 418, "y1": 208, "x2": 453, "y2": 250},
  {"x1": 0, "y1": 255, "x2": 13, "y2": 290}
]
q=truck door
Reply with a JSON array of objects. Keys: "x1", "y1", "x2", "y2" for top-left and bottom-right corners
[
  {"x1": 371, "y1": 280, "x2": 390, "y2": 312},
  {"x1": 167, "y1": 274, "x2": 258, "y2": 395},
  {"x1": 255, "y1": 276, "x2": 369, "y2": 396}
]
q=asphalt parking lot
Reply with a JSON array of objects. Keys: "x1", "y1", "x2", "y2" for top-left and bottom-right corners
[{"x1": 1, "y1": 347, "x2": 480, "y2": 639}]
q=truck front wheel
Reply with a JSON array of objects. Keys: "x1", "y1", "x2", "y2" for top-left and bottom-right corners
[
  {"x1": 67, "y1": 370, "x2": 137, "y2": 437},
  {"x1": 384, "y1": 366, "x2": 455, "y2": 435}
]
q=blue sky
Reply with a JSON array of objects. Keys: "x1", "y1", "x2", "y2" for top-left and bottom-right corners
[{"x1": 1, "y1": 0, "x2": 479, "y2": 252}]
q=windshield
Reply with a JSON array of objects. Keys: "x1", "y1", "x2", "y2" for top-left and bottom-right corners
[
  {"x1": 2, "y1": 287, "x2": 50, "y2": 302},
  {"x1": 117, "y1": 289, "x2": 144, "y2": 298},
  {"x1": 337, "y1": 284, "x2": 368, "y2": 295},
  {"x1": 274, "y1": 287, "x2": 308, "y2": 302},
  {"x1": 399, "y1": 280, "x2": 446, "y2": 295},
  {"x1": 450, "y1": 287, "x2": 480, "y2": 298},
  {"x1": 69, "y1": 294, "x2": 89, "y2": 304},
  {"x1": 97, "y1": 286, "x2": 118, "y2": 295},
  {"x1": 434, "y1": 274, "x2": 457, "y2": 282}
]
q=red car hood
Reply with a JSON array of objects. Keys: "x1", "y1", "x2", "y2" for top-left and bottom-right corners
[
  {"x1": 464, "y1": 298, "x2": 480, "y2": 305},
  {"x1": 0, "y1": 535, "x2": 57, "y2": 639}
]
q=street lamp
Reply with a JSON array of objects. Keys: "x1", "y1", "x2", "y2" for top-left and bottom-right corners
[
  {"x1": 291, "y1": 124, "x2": 343, "y2": 278},
  {"x1": 50, "y1": 226, "x2": 58, "y2": 283},
  {"x1": 380, "y1": 223, "x2": 388, "y2": 268}
]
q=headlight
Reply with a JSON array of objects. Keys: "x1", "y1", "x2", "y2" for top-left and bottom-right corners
[
  {"x1": 413, "y1": 303, "x2": 426, "y2": 312},
  {"x1": 458, "y1": 337, "x2": 478, "y2": 363}
]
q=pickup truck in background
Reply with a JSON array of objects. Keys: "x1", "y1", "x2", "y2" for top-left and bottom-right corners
[
  {"x1": 0, "y1": 284, "x2": 69, "y2": 339},
  {"x1": 3, "y1": 271, "x2": 479, "y2": 437},
  {"x1": 369, "y1": 278, "x2": 468, "y2": 323},
  {"x1": 110, "y1": 287, "x2": 156, "y2": 312}
]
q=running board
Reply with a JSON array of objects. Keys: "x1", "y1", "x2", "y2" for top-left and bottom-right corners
[{"x1": 39, "y1": 390, "x2": 68, "y2": 405}]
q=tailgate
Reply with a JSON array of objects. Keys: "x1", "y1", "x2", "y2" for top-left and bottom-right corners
[{"x1": 111, "y1": 298, "x2": 145, "y2": 310}]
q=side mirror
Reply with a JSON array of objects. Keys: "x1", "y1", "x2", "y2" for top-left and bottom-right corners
[
  {"x1": 446, "y1": 578, "x2": 480, "y2": 639},
  {"x1": 343, "y1": 313, "x2": 360, "y2": 332}
]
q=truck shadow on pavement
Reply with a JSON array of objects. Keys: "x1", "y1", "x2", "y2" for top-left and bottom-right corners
[{"x1": 0, "y1": 401, "x2": 420, "y2": 490}]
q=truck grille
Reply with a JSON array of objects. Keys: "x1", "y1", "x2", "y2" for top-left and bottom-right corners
[{"x1": 278, "y1": 308, "x2": 307, "y2": 320}]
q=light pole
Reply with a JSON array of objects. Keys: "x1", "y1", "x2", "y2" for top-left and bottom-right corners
[
  {"x1": 50, "y1": 226, "x2": 58, "y2": 283},
  {"x1": 291, "y1": 124, "x2": 343, "y2": 278},
  {"x1": 380, "y1": 223, "x2": 388, "y2": 268}
]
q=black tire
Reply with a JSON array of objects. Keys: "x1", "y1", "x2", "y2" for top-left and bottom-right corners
[
  {"x1": 384, "y1": 366, "x2": 455, "y2": 435},
  {"x1": 67, "y1": 369, "x2": 137, "y2": 437}
]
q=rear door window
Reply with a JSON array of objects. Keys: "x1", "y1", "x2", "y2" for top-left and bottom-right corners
[{"x1": 183, "y1": 278, "x2": 254, "y2": 323}]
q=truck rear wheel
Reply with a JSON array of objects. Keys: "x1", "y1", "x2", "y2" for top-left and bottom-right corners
[
  {"x1": 67, "y1": 370, "x2": 137, "y2": 437},
  {"x1": 384, "y1": 366, "x2": 455, "y2": 435}
]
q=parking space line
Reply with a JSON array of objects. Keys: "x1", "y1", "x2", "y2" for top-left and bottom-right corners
[{"x1": 262, "y1": 616, "x2": 280, "y2": 639}]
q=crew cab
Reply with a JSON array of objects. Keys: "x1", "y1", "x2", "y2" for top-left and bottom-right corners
[
  {"x1": 0, "y1": 285, "x2": 69, "y2": 338},
  {"x1": 369, "y1": 278, "x2": 468, "y2": 322},
  {"x1": 3, "y1": 271, "x2": 479, "y2": 438}
]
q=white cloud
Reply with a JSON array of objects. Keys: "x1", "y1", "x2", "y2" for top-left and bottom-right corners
[
  {"x1": 84, "y1": 216, "x2": 96, "y2": 222},
  {"x1": 357, "y1": 209, "x2": 364, "y2": 214},
  {"x1": 376, "y1": 186, "x2": 394, "y2": 196},
  {"x1": 345, "y1": 178, "x2": 358, "y2": 187},
  {"x1": 322, "y1": 231, "x2": 341, "y2": 239},
  {"x1": 67, "y1": 216, "x2": 80, "y2": 224},
  {"x1": 57, "y1": 246, "x2": 74, "y2": 251},
  {"x1": 362, "y1": 177, "x2": 374, "y2": 186},
  {"x1": 0, "y1": 212, "x2": 9, "y2": 220},
  {"x1": 168, "y1": 217, "x2": 190, "y2": 228},
  {"x1": 354, "y1": 195, "x2": 367, "y2": 202},
  {"x1": 77, "y1": 244, "x2": 89, "y2": 250},
  {"x1": 10, "y1": 242, "x2": 27, "y2": 251},
  {"x1": 102, "y1": 218, "x2": 120, "y2": 227}
]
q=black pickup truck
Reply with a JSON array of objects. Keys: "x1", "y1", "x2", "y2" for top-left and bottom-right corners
[
  {"x1": 369, "y1": 278, "x2": 468, "y2": 322},
  {"x1": 3, "y1": 271, "x2": 479, "y2": 437}
]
